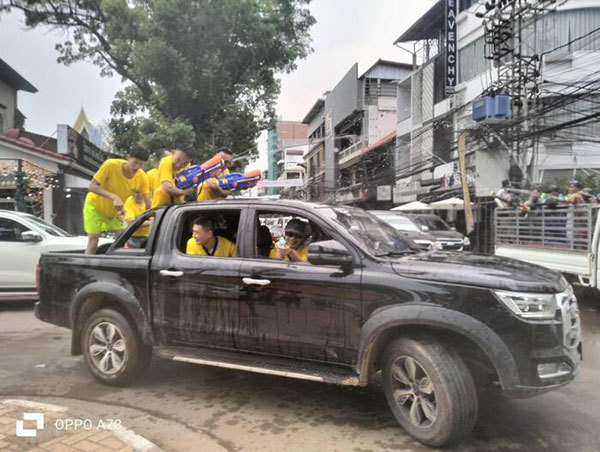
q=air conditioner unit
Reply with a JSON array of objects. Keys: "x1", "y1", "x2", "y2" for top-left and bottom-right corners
[{"x1": 472, "y1": 96, "x2": 494, "y2": 121}]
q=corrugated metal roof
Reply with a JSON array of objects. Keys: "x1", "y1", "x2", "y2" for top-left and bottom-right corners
[
  {"x1": 0, "y1": 59, "x2": 37, "y2": 93},
  {"x1": 359, "y1": 59, "x2": 413, "y2": 80},
  {"x1": 394, "y1": 0, "x2": 444, "y2": 44}
]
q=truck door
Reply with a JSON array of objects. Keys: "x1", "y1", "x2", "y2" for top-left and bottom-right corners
[
  {"x1": 151, "y1": 206, "x2": 246, "y2": 349},
  {"x1": 238, "y1": 208, "x2": 362, "y2": 365}
]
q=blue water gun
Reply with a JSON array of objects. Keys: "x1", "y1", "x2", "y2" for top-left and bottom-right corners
[
  {"x1": 175, "y1": 155, "x2": 225, "y2": 189},
  {"x1": 216, "y1": 170, "x2": 261, "y2": 192}
]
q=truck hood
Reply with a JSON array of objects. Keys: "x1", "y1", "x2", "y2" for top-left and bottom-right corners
[
  {"x1": 423, "y1": 230, "x2": 464, "y2": 240},
  {"x1": 392, "y1": 251, "x2": 568, "y2": 292}
]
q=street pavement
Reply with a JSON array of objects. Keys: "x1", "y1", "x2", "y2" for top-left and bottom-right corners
[{"x1": 1, "y1": 291, "x2": 599, "y2": 452}]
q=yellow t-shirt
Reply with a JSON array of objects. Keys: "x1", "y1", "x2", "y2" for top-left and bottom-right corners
[
  {"x1": 124, "y1": 196, "x2": 150, "y2": 237},
  {"x1": 197, "y1": 169, "x2": 230, "y2": 202},
  {"x1": 269, "y1": 244, "x2": 309, "y2": 262},
  {"x1": 151, "y1": 155, "x2": 189, "y2": 208},
  {"x1": 85, "y1": 159, "x2": 149, "y2": 218},
  {"x1": 186, "y1": 236, "x2": 236, "y2": 257},
  {"x1": 147, "y1": 168, "x2": 160, "y2": 196}
]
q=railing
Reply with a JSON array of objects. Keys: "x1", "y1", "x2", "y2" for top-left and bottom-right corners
[
  {"x1": 337, "y1": 140, "x2": 365, "y2": 166},
  {"x1": 495, "y1": 205, "x2": 599, "y2": 252}
]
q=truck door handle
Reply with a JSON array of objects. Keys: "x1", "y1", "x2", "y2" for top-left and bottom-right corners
[
  {"x1": 160, "y1": 270, "x2": 184, "y2": 278},
  {"x1": 242, "y1": 277, "x2": 271, "y2": 286}
]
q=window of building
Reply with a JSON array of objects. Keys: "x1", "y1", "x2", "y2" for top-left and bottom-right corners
[
  {"x1": 458, "y1": 37, "x2": 487, "y2": 83},
  {"x1": 536, "y1": 9, "x2": 600, "y2": 54}
]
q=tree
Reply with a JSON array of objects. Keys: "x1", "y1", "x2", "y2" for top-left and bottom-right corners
[{"x1": 1, "y1": 0, "x2": 315, "y2": 159}]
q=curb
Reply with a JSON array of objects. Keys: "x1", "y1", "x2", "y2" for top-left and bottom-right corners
[{"x1": 1, "y1": 398, "x2": 163, "y2": 452}]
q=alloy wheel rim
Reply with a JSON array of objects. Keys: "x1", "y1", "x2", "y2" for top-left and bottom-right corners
[
  {"x1": 89, "y1": 322, "x2": 127, "y2": 375},
  {"x1": 390, "y1": 356, "x2": 438, "y2": 429}
]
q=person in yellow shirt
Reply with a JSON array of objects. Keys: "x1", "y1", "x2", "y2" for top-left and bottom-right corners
[
  {"x1": 270, "y1": 218, "x2": 311, "y2": 262},
  {"x1": 151, "y1": 149, "x2": 196, "y2": 208},
  {"x1": 83, "y1": 147, "x2": 150, "y2": 254},
  {"x1": 197, "y1": 147, "x2": 234, "y2": 202},
  {"x1": 147, "y1": 150, "x2": 171, "y2": 196},
  {"x1": 186, "y1": 217, "x2": 236, "y2": 257},
  {"x1": 124, "y1": 190, "x2": 153, "y2": 248}
]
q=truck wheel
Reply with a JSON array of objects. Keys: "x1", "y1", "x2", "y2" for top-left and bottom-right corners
[
  {"x1": 382, "y1": 336, "x2": 478, "y2": 447},
  {"x1": 81, "y1": 308, "x2": 152, "y2": 386}
]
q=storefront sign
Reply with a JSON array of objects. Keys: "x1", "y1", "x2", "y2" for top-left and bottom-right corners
[
  {"x1": 445, "y1": 0, "x2": 457, "y2": 95},
  {"x1": 57, "y1": 125, "x2": 114, "y2": 171},
  {"x1": 377, "y1": 185, "x2": 392, "y2": 201}
]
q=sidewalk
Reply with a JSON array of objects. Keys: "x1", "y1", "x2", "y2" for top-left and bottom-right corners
[{"x1": 0, "y1": 399, "x2": 162, "y2": 452}]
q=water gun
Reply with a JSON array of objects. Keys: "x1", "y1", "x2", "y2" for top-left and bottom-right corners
[
  {"x1": 216, "y1": 169, "x2": 261, "y2": 191},
  {"x1": 175, "y1": 155, "x2": 225, "y2": 189}
]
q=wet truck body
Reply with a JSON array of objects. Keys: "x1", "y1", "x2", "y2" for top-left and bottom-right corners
[{"x1": 36, "y1": 200, "x2": 582, "y2": 447}]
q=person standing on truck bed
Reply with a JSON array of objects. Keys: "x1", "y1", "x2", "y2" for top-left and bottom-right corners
[
  {"x1": 146, "y1": 150, "x2": 171, "y2": 198},
  {"x1": 83, "y1": 146, "x2": 151, "y2": 255},
  {"x1": 196, "y1": 147, "x2": 234, "y2": 202},
  {"x1": 151, "y1": 149, "x2": 196, "y2": 209},
  {"x1": 186, "y1": 216, "x2": 236, "y2": 257}
]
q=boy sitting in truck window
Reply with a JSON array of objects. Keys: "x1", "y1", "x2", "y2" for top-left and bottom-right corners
[
  {"x1": 270, "y1": 218, "x2": 311, "y2": 262},
  {"x1": 186, "y1": 216, "x2": 236, "y2": 257}
]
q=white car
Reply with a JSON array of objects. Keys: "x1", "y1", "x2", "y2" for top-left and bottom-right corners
[{"x1": 0, "y1": 210, "x2": 110, "y2": 301}]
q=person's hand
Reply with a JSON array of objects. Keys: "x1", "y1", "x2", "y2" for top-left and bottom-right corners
[
  {"x1": 184, "y1": 187, "x2": 196, "y2": 196},
  {"x1": 277, "y1": 245, "x2": 292, "y2": 259},
  {"x1": 112, "y1": 196, "x2": 124, "y2": 213}
]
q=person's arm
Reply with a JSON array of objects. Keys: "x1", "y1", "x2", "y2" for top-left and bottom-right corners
[
  {"x1": 206, "y1": 178, "x2": 231, "y2": 197},
  {"x1": 161, "y1": 181, "x2": 195, "y2": 197},
  {"x1": 88, "y1": 179, "x2": 124, "y2": 213},
  {"x1": 143, "y1": 193, "x2": 152, "y2": 210}
]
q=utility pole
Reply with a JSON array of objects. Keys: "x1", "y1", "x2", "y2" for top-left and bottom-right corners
[
  {"x1": 14, "y1": 159, "x2": 27, "y2": 212},
  {"x1": 478, "y1": 0, "x2": 560, "y2": 186}
]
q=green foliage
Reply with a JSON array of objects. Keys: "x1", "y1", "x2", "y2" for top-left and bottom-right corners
[{"x1": 2, "y1": 0, "x2": 315, "y2": 159}]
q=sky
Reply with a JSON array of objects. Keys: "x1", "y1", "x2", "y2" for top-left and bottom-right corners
[{"x1": 0, "y1": 0, "x2": 436, "y2": 169}]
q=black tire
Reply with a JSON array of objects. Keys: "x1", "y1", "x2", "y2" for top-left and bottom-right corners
[
  {"x1": 81, "y1": 308, "x2": 152, "y2": 386},
  {"x1": 382, "y1": 336, "x2": 478, "y2": 447}
]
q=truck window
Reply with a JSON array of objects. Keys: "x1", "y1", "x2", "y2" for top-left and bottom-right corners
[
  {"x1": 178, "y1": 210, "x2": 241, "y2": 256},
  {"x1": 255, "y1": 211, "x2": 331, "y2": 260}
]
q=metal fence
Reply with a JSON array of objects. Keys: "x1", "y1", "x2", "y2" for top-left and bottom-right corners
[{"x1": 495, "y1": 205, "x2": 599, "y2": 252}]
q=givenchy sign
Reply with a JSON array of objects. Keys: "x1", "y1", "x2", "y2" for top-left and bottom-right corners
[{"x1": 446, "y1": 0, "x2": 457, "y2": 95}]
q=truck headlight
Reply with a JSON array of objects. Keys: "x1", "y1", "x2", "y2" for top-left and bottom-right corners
[
  {"x1": 494, "y1": 290, "x2": 559, "y2": 320},
  {"x1": 463, "y1": 237, "x2": 470, "y2": 246}
]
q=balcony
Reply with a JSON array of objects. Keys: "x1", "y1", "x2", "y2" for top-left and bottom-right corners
[{"x1": 337, "y1": 140, "x2": 365, "y2": 166}]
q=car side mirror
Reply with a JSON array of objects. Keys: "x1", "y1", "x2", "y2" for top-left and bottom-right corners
[
  {"x1": 421, "y1": 225, "x2": 429, "y2": 231},
  {"x1": 21, "y1": 231, "x2": 42, "y2": 242},
  {"x1": 308, "y1": 240, "x2": 353, "y2": 267},
  {"x1": 451, "y1": 227, "x2": 457, "y2": 231}
]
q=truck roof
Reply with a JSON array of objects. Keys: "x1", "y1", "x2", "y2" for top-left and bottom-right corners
[{"x1": 168, "y1": 198, "x2": 336, "y2": 210}]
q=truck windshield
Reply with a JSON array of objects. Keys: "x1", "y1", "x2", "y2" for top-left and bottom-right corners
[
  {"x1": 23, "y1": 214, "x2": 73, "y2": 237},
  {"x1": 413, "y1": 216, "x2": 450, "y2": 231},
  {"x1": 330, "y1": 207, "x2": 415, "y2": 256}
]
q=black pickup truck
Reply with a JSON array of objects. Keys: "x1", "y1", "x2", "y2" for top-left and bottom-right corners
[{"x1": 35, "y1": 199, "x2": 582, "y2": 447}]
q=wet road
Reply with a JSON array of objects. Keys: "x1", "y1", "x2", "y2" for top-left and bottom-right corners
[{"x1": 1, "y1": 294, "x2": 599, "y2": 452}]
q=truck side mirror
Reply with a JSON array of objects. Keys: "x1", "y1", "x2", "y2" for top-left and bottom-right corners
[{"x1": 308, "y1": 240, "x2": 353, "y2": 267}]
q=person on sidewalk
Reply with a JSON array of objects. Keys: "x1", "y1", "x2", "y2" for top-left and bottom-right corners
[{"x1": 84, "y1": 147, "x2": 150, "y2": 254}]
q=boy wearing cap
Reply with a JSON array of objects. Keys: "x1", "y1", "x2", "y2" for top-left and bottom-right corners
[
  {"x1": 83, "y1": 147, "x2": 150, "y2": 254},
  {"x1": 270, "y1": 218, "x2": 311, "y2": 262}
]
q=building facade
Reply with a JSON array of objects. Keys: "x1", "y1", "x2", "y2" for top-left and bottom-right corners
[
  {"x1": 266, "y1": 121, "x2": 308, "y2": 194},
  {"x1": 303, "y1": 59, "x2": 412, "y2": 206},
  {"x1": 394, "y1": 0, "x2": 600, "y2": 205}
]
